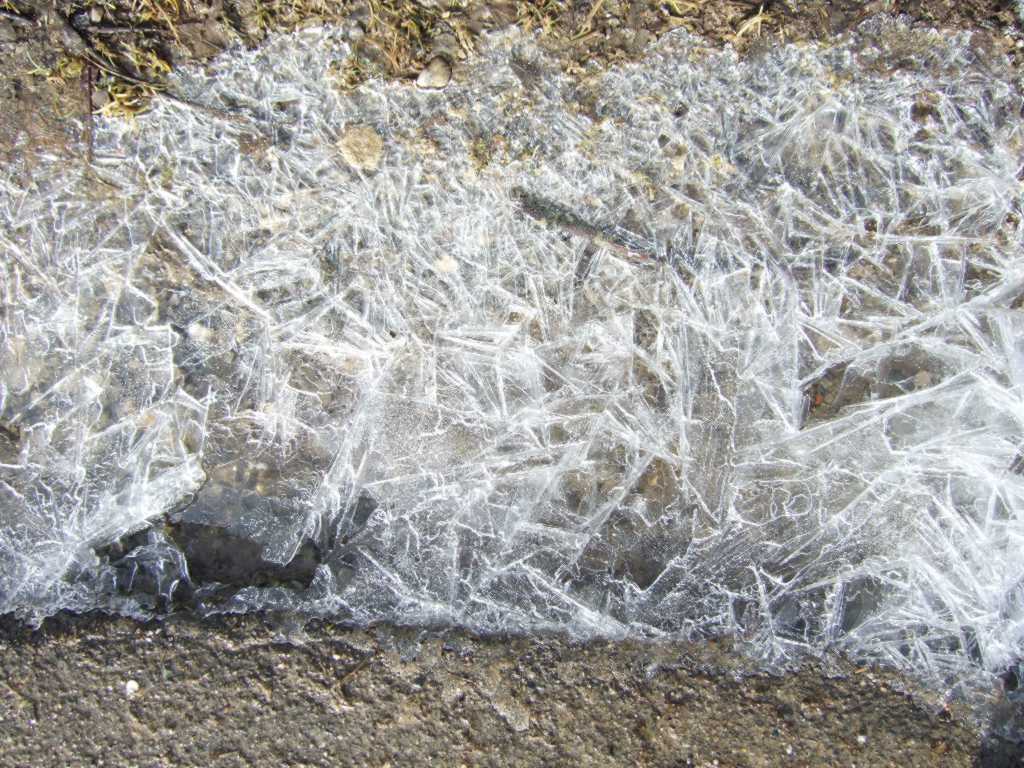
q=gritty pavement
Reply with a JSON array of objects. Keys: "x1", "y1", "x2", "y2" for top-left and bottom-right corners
[{"x1": 0, "y1": 614, "x2": 999, "y2": 767}]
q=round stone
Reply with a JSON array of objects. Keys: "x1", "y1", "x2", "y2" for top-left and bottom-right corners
[
  {"x1": 337, "y1": 125, "x2": 384, "y2": 172},
  {"x1": 416, "y1": 57, "x2": 452, "y2": 90}
]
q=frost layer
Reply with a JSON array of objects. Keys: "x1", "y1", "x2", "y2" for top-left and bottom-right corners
[{"x1": 2, "y1": 21, "x2": 1023, "y2": 700}]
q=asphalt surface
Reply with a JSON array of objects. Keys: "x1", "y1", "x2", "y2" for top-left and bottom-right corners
[{"x1": 0, "y1": 614, "x2": 1004, "y2": 767}]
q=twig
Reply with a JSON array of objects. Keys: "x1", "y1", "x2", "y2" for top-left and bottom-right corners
[
  {"x1": 511, "y1": 186, "x2": 664, "y2": 266},
  {"x1": 337, "y1": 653, "x2": 376, "y2": 688},
  {"x1": 0, "y1": 8, "x2": 34, "y2": 26},
  {"x1": 82, "y1": 19, "x2": 213, "y2": 35},
  {"x1": 734, "y1": 4, "x2": 766, "y2": 43},
  {"x1": 572, "y1": 0, "x2": 605, "y2": 40},
  {"x1": 82, "y1": 23, "x2": 160, "y2": 35},
  {"x1": 82, "y1": 61, "x2": 95, "y2": 164}
]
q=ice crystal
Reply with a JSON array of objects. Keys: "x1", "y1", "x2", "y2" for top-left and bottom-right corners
[{"x1": 1, "y1": 19, "x2": 1022, "y2": 704}]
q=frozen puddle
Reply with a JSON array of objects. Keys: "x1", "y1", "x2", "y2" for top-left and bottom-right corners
[{"x1": 1, "y1": 19, "x2": 1022, "y2": 706}]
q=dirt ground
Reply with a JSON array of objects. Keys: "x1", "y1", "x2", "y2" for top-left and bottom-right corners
[
  {"x1": 1, "y1": 0, "x2": 1022, "y2": 167},
  {"x1": 2, "y1": 1, "x2": 1024, "y2": 766},
  {"x1": 0, "y1": 614, "x2": 1011, "y2": 767}
]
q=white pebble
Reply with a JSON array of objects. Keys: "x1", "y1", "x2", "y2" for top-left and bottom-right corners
[
  {"x1": 417, "y1": 57, "x2": 451, "y2": 90},
  {"x1": 434, "y1": 254, "x2": 458, "y2": 273},
  {"x1": 124, "y1": 679, "x2": 140, "y2": 698}
]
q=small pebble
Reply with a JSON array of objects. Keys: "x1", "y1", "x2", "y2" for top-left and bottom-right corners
[
  {"x1": 337, "y1": 125, "x2": 384, "y2": 172},
  {"x1": 89, "y1": 5, "x2": 103, "y2": 23},
  {"x1": 434, "y1": 254, "x2": 458, "y2": 273},
  {"x1": 913, "y1": 370, "x2": 932, "y2": 389},
  {"x1": 124, "y1": 679, "x2": 140, "y2": 698},
  {"x1": 417, "y1": 57, "x2": 451, "y2": 90}
]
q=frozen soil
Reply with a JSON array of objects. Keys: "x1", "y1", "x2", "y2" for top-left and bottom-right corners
[
  {"x1": 1, "y1": 0, "x2": 1022, "y2": 165},
  {"x1": 0, "y1": 614, "x2": 1002, "y2": 767}
]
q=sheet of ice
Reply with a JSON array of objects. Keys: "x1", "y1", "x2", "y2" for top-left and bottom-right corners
[{"x1": 1, "y1": 19, "x2": 1022, "y2": 706}]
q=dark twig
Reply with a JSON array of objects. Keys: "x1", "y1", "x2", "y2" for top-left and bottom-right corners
[
  {"x1": 82, "y1": 61, "x2": 95, "y2": 164},
  {"x1": 82, "y1": 23, "x2": 157, "y2": 35},
  {"x1": 337, "y1": 653, "x2": 376, "y2": 689},
  {"x1": 511, "y1": 186, "x2": 664, "y2": 266},
  {"x1": 0, "y1": 8, "x2": 34, "y2": 26},
  {"x1": 82, "y1": 19, "x2": 209, "y2": 35}
]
